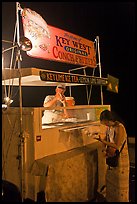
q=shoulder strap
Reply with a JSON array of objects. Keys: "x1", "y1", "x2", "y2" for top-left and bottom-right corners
[{"x1": 119, "y1": 140, "x2": 126, "y2": 153}]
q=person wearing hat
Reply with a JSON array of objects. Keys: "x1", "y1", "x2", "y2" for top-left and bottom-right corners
[
  {"x1": 43, "y1": 84, "x2": 67, "y2": 108},
  {"x1": 42, "y1": 84, "x2": 69, "y2": 124}
]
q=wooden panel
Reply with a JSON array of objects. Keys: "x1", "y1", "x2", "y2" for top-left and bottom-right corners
[{"x1": 2, "y1": 105, "x2": 108, "y2": 201}]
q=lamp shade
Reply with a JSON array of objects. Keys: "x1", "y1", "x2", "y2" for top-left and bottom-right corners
[{"x1": 19, "y1": 36, "x2": 32, "y2": 51}]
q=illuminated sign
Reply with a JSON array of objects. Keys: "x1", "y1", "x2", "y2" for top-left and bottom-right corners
[{"x1": 22, "y1": 8, "x2": 96, "y2": 68}]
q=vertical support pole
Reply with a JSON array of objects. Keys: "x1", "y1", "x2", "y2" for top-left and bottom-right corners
[
  {"x1": 68, "y1": 70, "x2": 72, "y2": 97},
  {"x1": 96, "y1": 36, "x2": 104, "y2": 105},
  {"x1": 16, "y1": 2, "x2": 25, "y2": 201},
  {"x1": 83, "y1": 68, "x2": 89, "y2": 104}
]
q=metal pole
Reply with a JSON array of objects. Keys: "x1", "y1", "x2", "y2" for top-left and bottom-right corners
[
  {"x1": 69, "y1": 66, "x2": 87, "y2": 72},
  {"x1": 83, "y1": 68, "x2": 89, "y2": 104},
  {"x1": 16, "y1": 2, "x2": 25, "y2": 201},
  {"x1": 88, "y1": 68, "x2": 95, "y2": 105},
  {"x1": 96, "y1": 36, "x2": 103, "y2": 105},
  {"x1": 68, "y1": 70, "x2": 72, "y2": 96}
]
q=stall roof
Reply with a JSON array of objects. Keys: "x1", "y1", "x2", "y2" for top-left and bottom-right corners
[
  {"x1": 2, "y1": 67, "x2": 86, "y2": 87},
  {"x1": 2, "y1": 67, "x2": 108, "y2": 87}
]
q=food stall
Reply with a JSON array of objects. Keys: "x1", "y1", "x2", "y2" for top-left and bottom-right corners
[
  {"x1": 2, "y1": 68, "x2": 110, "y2": 202},
  {"x1": 2, "y1": 105, "x2": 110, "y2": 202},
  {"x1": 2, "y1": 3, "x2": 121, "y2": 200}
]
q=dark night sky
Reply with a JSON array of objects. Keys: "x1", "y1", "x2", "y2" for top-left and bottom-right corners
[{"x1": 2, "y1": 2, "x2": 135, "y2": 136}]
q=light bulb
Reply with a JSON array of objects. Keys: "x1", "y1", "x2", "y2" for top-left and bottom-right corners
[{"x1": 4, "y1": 97, "x2": 13, "y2": 105}]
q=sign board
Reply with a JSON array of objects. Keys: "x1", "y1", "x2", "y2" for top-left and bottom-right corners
[
  {"x1": 107, "y1": 74, "x2": 119, "y2": 93},
  {"x1": 21, "y1": 8, "x2": 97, "y2": 68},
  {"x1": 39, "y1": 70, "x2": 108, "y2": 86}
]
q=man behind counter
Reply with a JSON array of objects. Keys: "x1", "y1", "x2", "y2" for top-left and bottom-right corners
[
  {"x1": 42, "y1": 84, "x2": 75, "y2": 124},
  {"x1": 43, "y1": 84, "x2": 67, "y2": 108}
]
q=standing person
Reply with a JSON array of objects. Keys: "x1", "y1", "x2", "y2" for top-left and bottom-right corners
[
  {"x1": 97, "y1": 109, "x2": 129, "y2": 202},
  {"x1": 42, "y1": 84, "x2": 69, "y2": 124}
]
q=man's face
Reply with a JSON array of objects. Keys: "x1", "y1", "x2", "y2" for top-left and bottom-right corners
[
  {"x1": 56, "y1": 87, "x2": 65, "y2": 95},
  {"x1": 101, "y1": 120, "x2": 109, "y2": 127},
  {"x1": 100, "y1": 120, "x2": 114, "y2": 127}
]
